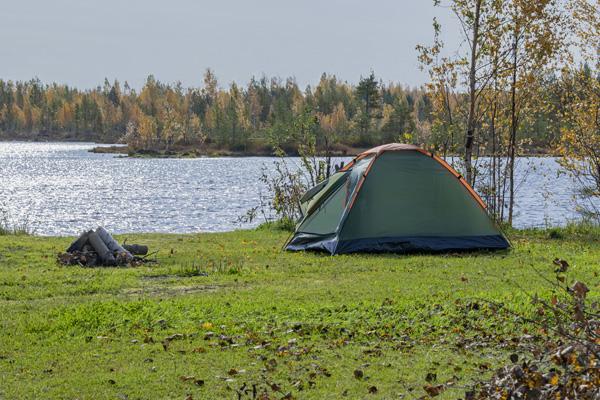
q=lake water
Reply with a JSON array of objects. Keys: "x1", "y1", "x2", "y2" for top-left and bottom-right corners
[{"x1": 0, "y1": 141, "x2": 588, "y2": 236}]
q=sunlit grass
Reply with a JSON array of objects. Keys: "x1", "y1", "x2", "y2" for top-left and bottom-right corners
[{"x1": 0, "y1": 226, "x2": 599, "y2": 399}]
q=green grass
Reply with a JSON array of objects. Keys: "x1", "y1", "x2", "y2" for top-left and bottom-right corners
[{"x1": 0, "y1": 226, "x2": 599, "y2": 399}]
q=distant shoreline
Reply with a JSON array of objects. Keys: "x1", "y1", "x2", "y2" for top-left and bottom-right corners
[
  {"x1": 0, "y1": 138, "x2": 558, "y2": 158},
  {"x1": 89, "y1": 144, "x2": 559, "y2": 159},
  {"x1": 88, "y1": 144, "x2": 362, "y2": 158}
]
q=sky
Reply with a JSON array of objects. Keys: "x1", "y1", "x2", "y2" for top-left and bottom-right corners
[{"x1": 2, "y1": 0, "x2": 462, "y2": 89}]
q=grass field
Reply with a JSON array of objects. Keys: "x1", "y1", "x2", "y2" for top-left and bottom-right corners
[{"x1": 1, "y1": 226, "x2": 599, "y2": 399}]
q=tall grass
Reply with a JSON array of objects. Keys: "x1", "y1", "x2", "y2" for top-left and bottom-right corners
[
  {"x1": 508, "y1": 220, "x2": 600, "y2": 241},
  {"x1": 0, "y1": 204, "x2": 34, "y2": 235}
]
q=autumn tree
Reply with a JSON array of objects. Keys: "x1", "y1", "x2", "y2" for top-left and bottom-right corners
[
  {"x1": 380, "y1": 94, "x2": 415, "y2": 143},
  {"x1": 417, "y1": 0, "x2": 497, "y2": 185},
  {"x1": 503, "y1": 0, "x2": 566, "y2": 224},
  {"x1": 558, "y1": 0, "x2": 600, "y2": 220},
  {"x1": 0, "y1": 68, "x2": 568, "y2": 157},
  {"x1": 419, "y1": 0, "x2": 568, "y2": 225}
]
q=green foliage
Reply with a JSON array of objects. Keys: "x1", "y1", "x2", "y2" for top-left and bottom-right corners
[
  {"x1": 245, "y1": 106, "x2": 337, "y2": 228},
  {"x1": 256, "y1": 218, "x2": 296, "y2": 232},
  {"x1": 509, "y1": 220, "x2": 600, "y2": 242},
  {"x1": 355, "y1": 71, "x2": 382, "y2": 143},
  {"x1": 258, "y1": 159, "x2": 307, "y2": 223}
]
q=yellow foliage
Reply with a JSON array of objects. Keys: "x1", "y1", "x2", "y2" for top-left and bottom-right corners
[{"x1": 319, "y1": 103, "x2": 347, "y2": 134}]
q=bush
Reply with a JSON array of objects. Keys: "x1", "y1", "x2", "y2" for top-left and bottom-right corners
[
  {"x1": 256, "y1": 218, "x2": 296, "y2": 232},
  {"x1": 242, "y1": 107, "x2": 335, "y2": 229},
  {"x1": 465, "y1": 259, "x2": 600, "y2": 399}
]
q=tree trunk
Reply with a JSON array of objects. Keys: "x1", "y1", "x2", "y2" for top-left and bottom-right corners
[
  {"x1": 123, "y1": 244, "x2": 148, "y2": 255},
  {"x1": 508, "y1": 29, "x2": 519, "y2": 226},
  {"x1": 67, "y1": 230, "x2": 92, "y2": 253},
  {"x1": 96, "y1": 226, "x2": 133, "y2": 262},
  {"x1": 442, "y1": 85, "x2": 454, "y2": 159},
  {"x1": 464, "y1": 0, "x2": 483, "y2": 187},
  {"x1": 490, "y1": 97, "x2": 498, "y2": 219},
  {"x1": 364, "y1": 93, "x2": 370, "y2": 137},
  {"x1": 490, "y1": 54, "x2": 500, "y2": 221},
  {"x1": 87, "y1": 231, "x2": 116, "y2": 266}
]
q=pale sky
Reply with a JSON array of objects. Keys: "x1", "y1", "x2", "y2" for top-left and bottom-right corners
[{"x1": 2, "y1": 0, "x2": 461, "y2": 89}]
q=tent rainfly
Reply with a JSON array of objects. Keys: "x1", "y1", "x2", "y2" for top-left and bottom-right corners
[{"x1": 285, "y1": 143, "x2": 510, "y2": 255}]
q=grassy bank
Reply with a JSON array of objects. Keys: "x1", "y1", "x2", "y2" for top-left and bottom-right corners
[{"x1": 1, "y1": 227, "x2": 598, "y2": 399}]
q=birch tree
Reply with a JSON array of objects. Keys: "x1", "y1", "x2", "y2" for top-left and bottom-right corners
[{"x1": 558, "y1": 0, "x2": 600, "y2": 220}]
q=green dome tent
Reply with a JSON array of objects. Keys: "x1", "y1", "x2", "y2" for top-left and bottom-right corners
[{"x1": 285, "y1": 143, "x2": 510, "y2": 254}]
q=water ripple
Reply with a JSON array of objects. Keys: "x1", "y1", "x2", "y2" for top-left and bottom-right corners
[{"x1": 0, "y1": 141, "x2": 588, "y2": 236}]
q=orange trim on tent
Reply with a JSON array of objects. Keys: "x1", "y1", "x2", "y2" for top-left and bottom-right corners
[
  {"x1": 339, "y1": 153, "x2": 370, "y2": 172},
  {"x1": 339, "y1": 161, "x2": 354, "y2": 172},
  {"x1": 346, "y1": 176, "x2": 365, "y2": 211}
]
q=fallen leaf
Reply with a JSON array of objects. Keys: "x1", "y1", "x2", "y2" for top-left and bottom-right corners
[
  {"x1": 553, "y1": 258, "x2": 569, "y2": 272},
  {"x1": 571, "y1": 281, "x2": 589, "y2": 299},
  {"x1": 423, "y1": 384, "x2": 445, "y2": 397}
]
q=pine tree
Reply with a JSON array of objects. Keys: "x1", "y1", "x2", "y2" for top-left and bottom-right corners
[{"x1": 355, "y1": 72, "x2": 382, "y2": 138}]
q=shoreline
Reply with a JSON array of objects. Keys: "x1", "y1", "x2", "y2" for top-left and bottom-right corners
[
  {"x1": 8, "y1": 223, "x2": 583, "y2": 239},
  {"x1": 88, "y1": 144, "x2": 362, "y2": 158},
  {"x1": 0, "y1": 138, "x2": 559, "y2": 158},
  {"x1": 89, "y1": 144, "x2": 560, "y2": 159}
]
